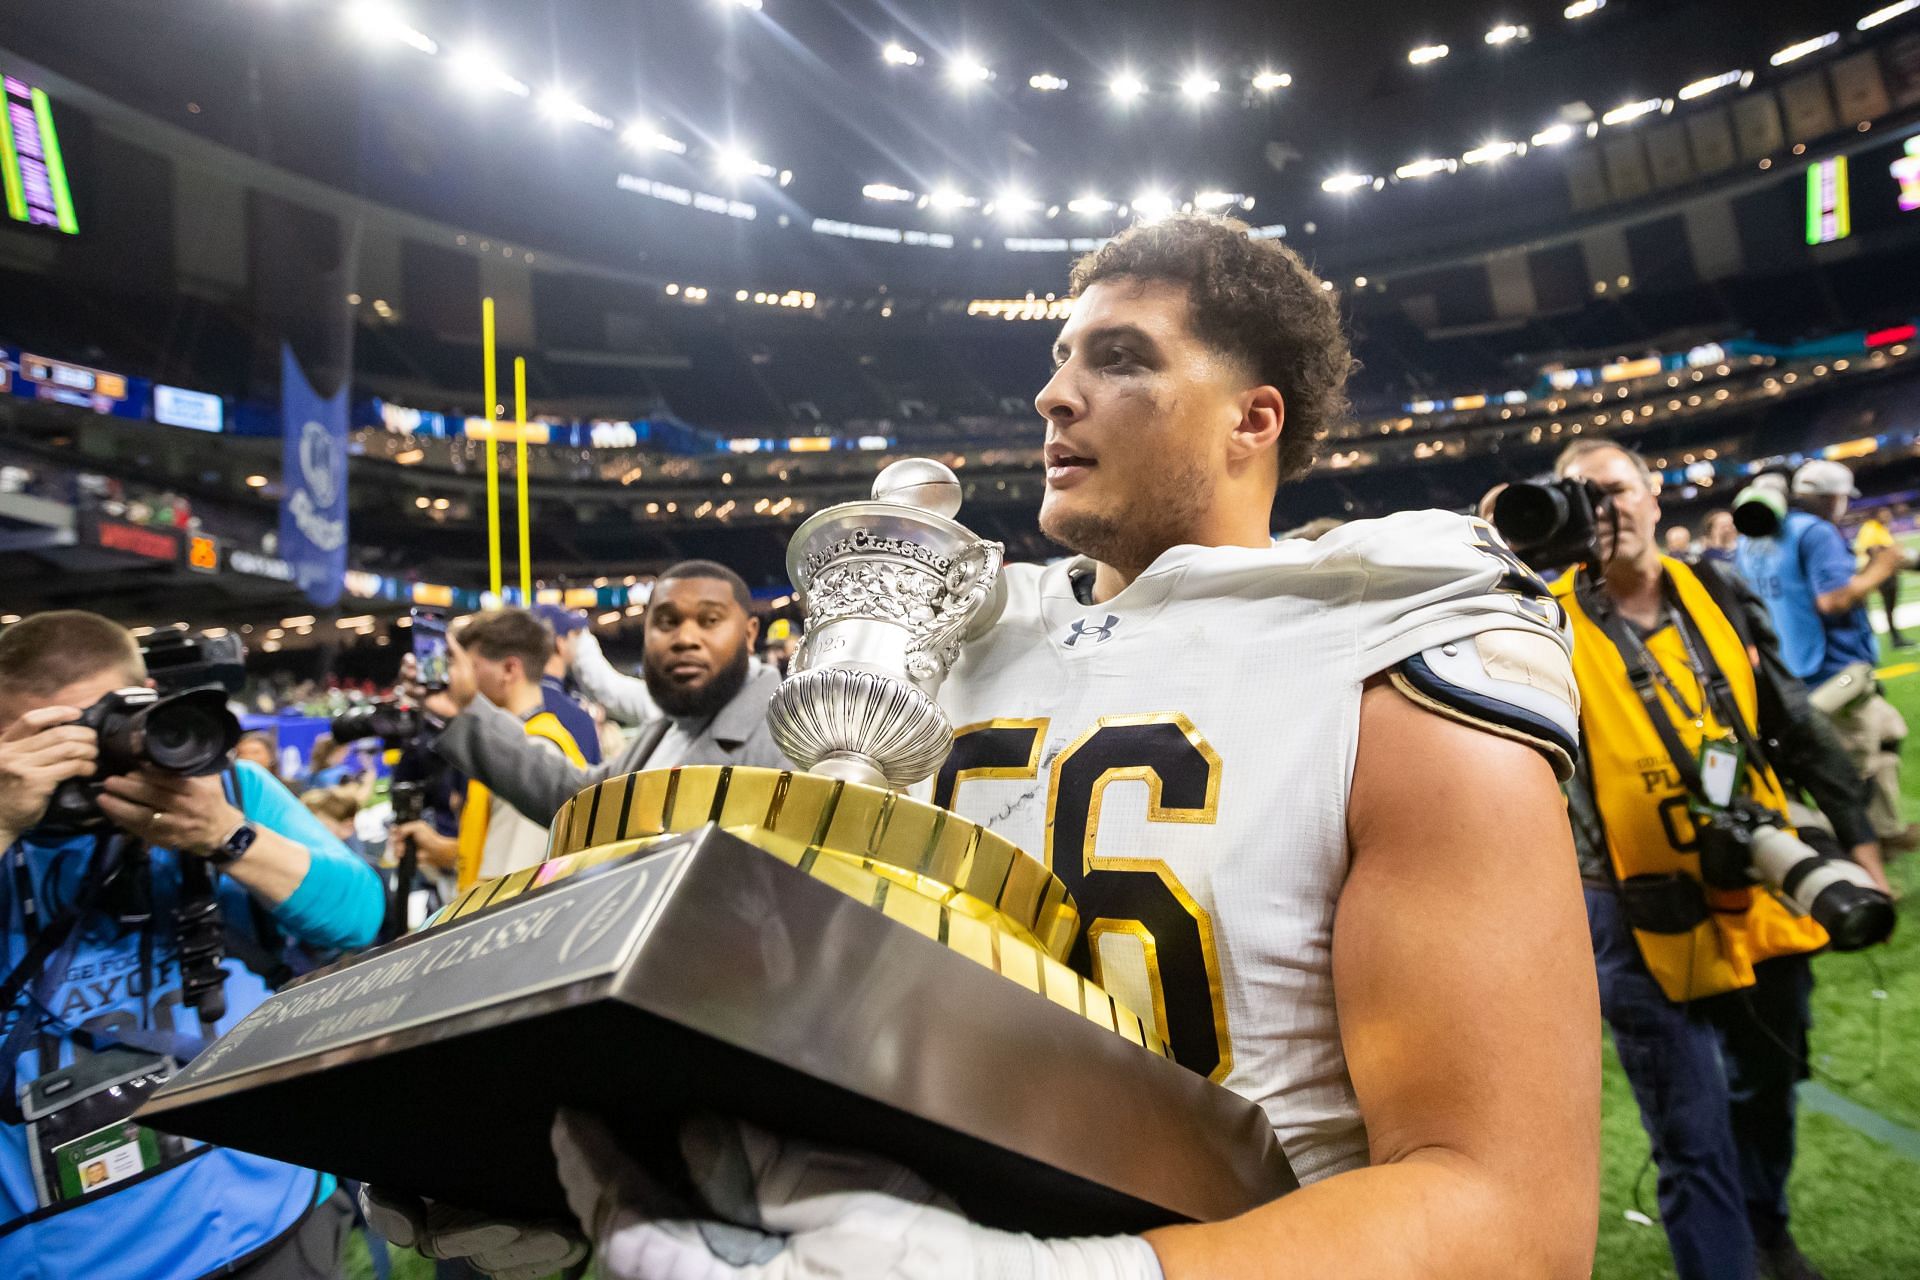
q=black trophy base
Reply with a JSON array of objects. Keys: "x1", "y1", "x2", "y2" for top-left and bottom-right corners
[{"x1": 141, "y1": 826, "x2": 1294, "y2": 1234}]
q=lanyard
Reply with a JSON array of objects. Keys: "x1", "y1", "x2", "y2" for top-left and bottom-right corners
[
  {"x1": 1579, "y1": 572, "x2": 1772, "y2": 807},
  {"x1": 1614, "y1": 593, "x2": 1726, "y2": 730}
]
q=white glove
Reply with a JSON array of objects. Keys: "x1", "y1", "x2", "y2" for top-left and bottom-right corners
[
  {"x1": 359, "y1": 1183, "x2": 589, "y2": 1280},
  {"x1": 551, "y1": 1108, "x2": 1165, "y2": 1280}
]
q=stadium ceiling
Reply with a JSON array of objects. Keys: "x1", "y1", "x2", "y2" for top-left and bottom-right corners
[{"x1": 4, "y1": 0, "x2": 1883, "y2": 225}]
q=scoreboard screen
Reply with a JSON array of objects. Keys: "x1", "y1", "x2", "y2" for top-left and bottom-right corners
[
  {"x1": 1806, "y1": 156, "x2": 1850, "y2": 246},
  {"x1": 1, "y1": 72, "x2": 78, "y2": 235}
]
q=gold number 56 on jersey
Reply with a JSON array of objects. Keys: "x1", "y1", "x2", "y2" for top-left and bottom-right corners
[{"x1": 935, "y1": 714, "x2": 1233, "y2": 1082}]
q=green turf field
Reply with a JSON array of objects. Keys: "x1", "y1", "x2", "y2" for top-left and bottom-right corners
[{"x1": 347, "y1": 639, "x2": 1920, "y2": 1280}]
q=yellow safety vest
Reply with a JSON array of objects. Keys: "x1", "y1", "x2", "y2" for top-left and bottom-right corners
[
  {"x1": 454, "y1": 709, "x2": 588, "y2": 891},
  {"x1": 1555, "y1": 558, "x2": 1828, "y2": 1000}
]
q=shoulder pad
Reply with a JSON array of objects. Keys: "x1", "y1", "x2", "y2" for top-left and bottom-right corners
[{"x1": 1390, "y1": 629, "x2": 1580, "y2": 781}]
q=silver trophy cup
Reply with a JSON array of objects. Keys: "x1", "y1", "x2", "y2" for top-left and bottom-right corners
[{"x1": 768, "y1": 458, "x2": 1006, "y2": 789}]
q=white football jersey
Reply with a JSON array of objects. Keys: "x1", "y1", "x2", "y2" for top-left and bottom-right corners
[{"x1": 926, "y1": 509, "x2": 1574, "y2": 1184}]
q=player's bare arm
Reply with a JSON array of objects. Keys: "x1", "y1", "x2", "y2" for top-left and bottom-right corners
[{"x1": 1146, "y1": 680, "x2": 1601, "y2": 1278}]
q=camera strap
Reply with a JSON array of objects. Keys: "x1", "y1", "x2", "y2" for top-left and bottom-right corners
[
  {"x1": 1579, "y1": 578, "x2": 1716, "y2": 808},
  {"x1": 1660, "y1": 577, "x2": 1777, "y2": 779},
  {"x1": 1580, "y1": 572, "x2": 1774, "y2": 810},
  {"x1": 0, "y1": 835, "x2": 124, "y2": 1125}
]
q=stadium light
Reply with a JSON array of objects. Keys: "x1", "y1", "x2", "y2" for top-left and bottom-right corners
[
  {"x1": 345, "y1": 2, "x2": 438, "y2": 55},
  {"x1": 715, "y1": 0, "x2": 761, "y2": 10},
  {"x1": 1250, "y1": 70, "x2": 1292, "y2": 92},
  {"x1": 862, "y1": 183, "x2": 915, "y2": 202},
  {"x1": 1321, "y1": 172, "x2": 1373, "y2": 193},
  {"x1": 1029, "y1": 72, "x2": 1069, "y2": 92},
  {"x1": 1131, "y1": 190, "x2": 1175, "y2": 221},
  {"x1": 1531, "y1": 122, "x2": 1576, "y2": 146},
  {"x1": 1180, "y1": 73, "x2": 1221, "y2": 100},
  {"x1": 1407, "y1": 44, "x2": 1449, "y2": 65},
  {"x1": 1193, "y1": 190, "x2": 1248, "y2": 209},
  {"x1": 928, "y1": 186, "x2": 977, "y2": 210},
  {"x1": 623, "y1": 123, "x2": 687, "y2": 154},
  {"x1": 1601, "y1": 98, "x2": 1662, "y2": 126},
  {"x1": 538, "y1": 88, "x2": 613, "y2": 129},
  {"x1": 447, "y1": 46, "x2": 529, "y2": 96},
  {"x1": 1068, "y1": 194, "x2": 1115, "y2": 214},
  {"x1": 949, "y1": 55, "x2": 993, "y2": 86},
  {"x1": 1770, "y1": 32, "x2": 1839, "y2": 65},
  {"x1": 1462, "y1": 139, "x2": 1521, "y2": 164},
  {"x1": 995, "y1": 188, "x2": 1043, "y2": 217},
  {"x1": 1564, "y1": 0, "x2": 1605, "y2": 16},
  {"x1": 1859, "y1": 0, "x2": 1919, "y2": 30},
  {"x1": 1678, "y1": 69, "x2": 1746, "y2": 100},
  {"x1": 1394, "y1": 157, "x2": 1456, "y2": 179},
  {"x1": 716, "y1": 146, "x2": 775, "y2": 179},
  {"x1": 1110, "y1": 72, "x2": 1147, "y2": 101},
  {"x1": 881, "y1": 42, "x2": 922, "y2": 66},
  {"x1": 1485, "y1": 23, "x2": 1529, "y2": 44}
]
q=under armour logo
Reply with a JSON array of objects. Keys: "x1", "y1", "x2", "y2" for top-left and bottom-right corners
[{"x1": 1063, "y1": 614, "x2": 1121, "y2": 646}]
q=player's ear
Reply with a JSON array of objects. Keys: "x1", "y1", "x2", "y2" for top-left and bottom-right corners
[{"x1": 1229, "y1": 384, "x2": 1285, "y2": 463}]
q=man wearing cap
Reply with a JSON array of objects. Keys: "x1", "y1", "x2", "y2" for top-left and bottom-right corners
[
  {"x1": 528, "y1": 604, "x2": 604, "y2": 765},
  {"x1": 1737, "y1": 460, "x2": 1911, "y2": 855}
]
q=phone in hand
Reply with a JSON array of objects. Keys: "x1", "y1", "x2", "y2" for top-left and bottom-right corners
[{"x1": 411, "y1": 608, "x2": 450, "y2": 690}]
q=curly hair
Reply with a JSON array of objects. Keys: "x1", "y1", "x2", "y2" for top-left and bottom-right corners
[{"x1": 1068, "y1": 215, "x2": 1353, "y2": 484}]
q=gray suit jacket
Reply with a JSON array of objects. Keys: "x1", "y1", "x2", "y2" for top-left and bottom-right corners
[{"x1": 434, "y1": 664, "x2": 791, "y2": 829}]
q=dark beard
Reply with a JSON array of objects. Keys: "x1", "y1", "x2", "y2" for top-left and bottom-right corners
[
  {"x1": 644, "y1": 644, "x2": 751, "y2": 720},
  {"x1": 1040, "y1": 459, "x2": 1213, "y2": 580}
]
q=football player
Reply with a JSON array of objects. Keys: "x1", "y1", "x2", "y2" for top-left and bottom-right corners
[{"x1": 397, "y1": 216, "x2": 1602, "y2": 1279}]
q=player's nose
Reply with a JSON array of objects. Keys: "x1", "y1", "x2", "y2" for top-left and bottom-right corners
[{"x1": 1034, "y1": 363, "x2": 1085, "y2": 426}]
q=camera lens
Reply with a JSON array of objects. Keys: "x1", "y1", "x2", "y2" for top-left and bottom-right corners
[
  {"x1": 138, "y1": 690, "x2": 241, "y2": 774},
  {"x1": 1811, "y1": 882, "x2": 1898, "y2": 952},
  {"x1": 1491, "y1": 483, "x2": 1570, "y2": 547}
]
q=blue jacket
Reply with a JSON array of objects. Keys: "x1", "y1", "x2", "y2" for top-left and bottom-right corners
[
  {"x1": 1, "y1": 760, "x2": 383, "y2": 1280},
  {"x1": 541, "y1": 675, "x2": 603, "y2": 765}
]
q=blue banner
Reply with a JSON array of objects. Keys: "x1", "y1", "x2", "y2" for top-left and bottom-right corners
[{"x1": 279, "y1": 343, "x2": 348, "y2": 608}]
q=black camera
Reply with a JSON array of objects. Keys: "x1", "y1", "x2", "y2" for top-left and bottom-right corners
[
  {"x1": 44, "y1": 686, "x2": 243, "y2": 831},
  {"x1": 1731, "y1": 477, "x2": 1789, "y2": 538},
  {"x1": 140, "y1": 630, "x2": 247, "y2": 696},
  {"x1": 330, "y1": 699, "x2": 436, "y2": 747},
  {"x1": 1490, "y1": 478, "x2": 1613, "y2": 572},
  {"x1": 1695, "y1": 799, "x2": 1896, "y2": 951}
]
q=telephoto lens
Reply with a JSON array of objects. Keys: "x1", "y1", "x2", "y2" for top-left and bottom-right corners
[
  {"x1": 1731, "y1": 476, "x2": 1787, "y2": 537},
  {"x1": 1749, "y1": 825, "x2": 1897, "y2": 951}
]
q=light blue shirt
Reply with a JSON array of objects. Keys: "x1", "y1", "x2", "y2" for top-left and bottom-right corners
[{"x1": 1735, "y1": 510, "x2": 1879, "y2": 684}]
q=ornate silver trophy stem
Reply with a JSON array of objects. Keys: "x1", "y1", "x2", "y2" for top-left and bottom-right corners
[{"x1": 768, "y1": 459, "x2": 1005, "y2": 789}]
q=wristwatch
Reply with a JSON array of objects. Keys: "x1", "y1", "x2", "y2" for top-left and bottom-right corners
[{"x1": 206, "y1": 820, "x2": 259, "y2": 868}]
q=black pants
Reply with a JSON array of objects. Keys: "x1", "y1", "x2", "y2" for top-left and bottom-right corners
[{"x1": 1878, "y1": 577, "x2": 1904, "y2": 642}]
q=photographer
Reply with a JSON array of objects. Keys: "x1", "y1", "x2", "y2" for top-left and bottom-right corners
[
  {"x1": 0, "y1": 611, "x2": 385, "y2": 1280},
  {"x1": 1737, "y1": 462, "x2": 1913, "y2": 850},
  {"x1": 1527, "y1": 444, "x2": 1888, "y2": 1280}
]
